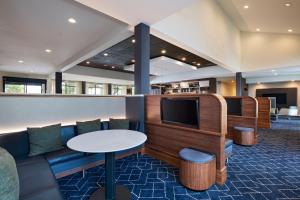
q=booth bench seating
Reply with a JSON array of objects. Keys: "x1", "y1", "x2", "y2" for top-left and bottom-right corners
[{"x1": 0, "y1": 121, "x2": 141, "y2": 200}]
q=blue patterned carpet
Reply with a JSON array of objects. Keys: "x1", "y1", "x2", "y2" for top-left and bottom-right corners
[{"x1": 58, "y1": 120, "x2": 300, "y2": 200}]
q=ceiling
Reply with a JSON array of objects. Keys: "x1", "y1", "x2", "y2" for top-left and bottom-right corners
[
  {"x1": 0, "y1": 0, "x2": 129, "y2": 75},
  {"x1": 78, "y1": 34, "x2": 215, "y2": 73},
  {"x1": 75, "y1": 0, "x2": 197, "y2": 25},
  {"x1": 124, "y1": 56, "x2": 200, "y2": 76},
  {"x1": 217, "y1": 0, "x2": 300, "y2": 34}
]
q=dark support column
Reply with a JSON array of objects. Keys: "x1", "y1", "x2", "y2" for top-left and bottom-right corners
[
  {"x1": 105, "y1": 152, "x2": 116, "y2": 200},
  {"x1": 236, "y1": 72, "x2": 242, "y2": 96},
  {"x1": 108, "y1": 84, "x2": 112, "y2": 95},
  {"x1": 134, "y1": 23, "x2": 150, "y2": 94},
  {"x1": 81, "y1": 81, "x2": 86, "y2": 94},
  {"x1": 208, "y1": 78, "x2": 217, "y2": 93},
  {"x1": 236, "y1": 72, "x2": 248, "y2": 96},
  {"x1": 55, "y1": 72, "x2": 62, "y2": 94}
]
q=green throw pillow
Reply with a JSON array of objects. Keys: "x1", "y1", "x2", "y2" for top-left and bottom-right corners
[
  {"x1": 76, "y1": 119, "x2": 101, "y2": 135},
  {"x1": 28, "y1": 124, "x2": 63, "y2": 157},
  {"x1": 109, "y1": 118, "x2": 130, "y2": 129},
  {"x1": 0, "y1": 147, "x2": 19, "y2": 200}
]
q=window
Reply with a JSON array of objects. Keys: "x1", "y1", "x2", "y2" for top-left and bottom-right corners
[
  {"x1": 86, "y1": 83, "x2": 105, "y2": 95},
  {"x1": 112, "y1": 84, "x2": 127, "y2": 95},
  {"x1": 62, "y1": 81, "x2": 77, "y2": 95},
  {"x1": 3, "y1": 77, "x2": 46, "y2": 94}
]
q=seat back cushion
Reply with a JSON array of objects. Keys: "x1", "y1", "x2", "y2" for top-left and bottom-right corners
[
  {"x1": 0, "y1": 147, "x2": 19, "y2": 200},
  {"x1": 109, "y1": 118, "x2": 130, "y2": 130},
  {"x1": 61, "y1": 125, "x2": 75, "y2": 145},
  {"x1": 28, "y1": 124, "x2": 64, "y2": 157},
  {"x1": 76, "y1": 119, "x2": 101, "y2": 135},
  {"x1": 0, "y1": 131, "x2": 29, "y2": 159}
]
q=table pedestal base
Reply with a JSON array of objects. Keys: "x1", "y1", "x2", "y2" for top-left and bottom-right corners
[{"x1": 89, "y1": 186, "x2": 131, "y2": 200}]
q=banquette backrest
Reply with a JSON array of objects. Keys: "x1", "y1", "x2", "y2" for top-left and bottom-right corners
[{"x1": 0, "y1": 121, "x2": 140, "y2": 159}]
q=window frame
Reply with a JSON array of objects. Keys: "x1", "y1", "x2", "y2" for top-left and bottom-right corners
[{"x1": 3, "y1": 76, "x2": 47, "y2": 94}]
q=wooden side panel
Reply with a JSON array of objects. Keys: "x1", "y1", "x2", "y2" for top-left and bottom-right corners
[
  {"x1": 199, "y1": 95, "x2": 223, "y2": 133},
  {"x1": 144, "y1": 94, "x2": 227, "y2": 185},
  {"x1": 242, "y1": 97, "x2": 258, "y2": 117},
  {"x1": 145, "y1": 95, "x2": 161, "y2": 123},
  {"x1": 257, "y1": 97, "x2": 271, "y2": 129},
  {"x1": 226, "y1": 96, "x2": 258, "y2": 143}
]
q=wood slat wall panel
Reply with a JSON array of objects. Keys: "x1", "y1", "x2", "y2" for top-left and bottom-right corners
[
  {"x1": 257, "y1": 97, "x2": 271, "y2": 129},
  {"x1": 144, "y1": 94, "x2": 227, "y2": 185}
]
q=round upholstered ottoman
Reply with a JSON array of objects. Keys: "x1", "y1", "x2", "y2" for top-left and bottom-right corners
[
  {"x1": 233, "y1": 126, "x2": 255, "y2": 146},
  {"x1": 179, "y1": 148, "x2": 216, "y2": 191}
]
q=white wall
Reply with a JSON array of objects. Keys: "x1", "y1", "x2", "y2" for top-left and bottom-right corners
[
  {"x1": 64, "y1": 65, "x2": 134, "y2": 85},
  {"x1": 0, "y1": 95, "x2": 126, "y2": 133},
  {"x1": 151, "y1": 66, "x2": 233, "y2": 84},
  {"x1": 217, "y1": 81, "x2": 236, "y2": 96},
  {"x1": 248, "y1": 81, "x2": 300, "y2": 110},
  {"x1": 152, "y1": 0, "x2": 241, "y2": 72},
  {"x1": 241, "y1": 32, "x2": 300, "y2": 71}
]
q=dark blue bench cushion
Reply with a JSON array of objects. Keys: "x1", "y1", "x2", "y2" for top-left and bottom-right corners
[
  {"x1": 0, "y1": 131, "x2": 29, "y2": 159},
  {"x1": 16, "y1": 156, "x2": 63, "y2": 200},
  {"x1": 44, "y1": 148, "x2": 85, "y2": 165},
  {"x1": 225, "y1": 139, "x2": 233, "y2": 148},
  {"x1": 101, "y1": 121, "x2": 140, "y2": 131},
  {"x1": 234, "y1": 127, "x2": 254, "y2": 132},
  {"x1": 179, "y1": 148, "x2": 215, "y2": 163},
  {"x1": 61, "y1": 126, "x2": 76, "y2": 145}
]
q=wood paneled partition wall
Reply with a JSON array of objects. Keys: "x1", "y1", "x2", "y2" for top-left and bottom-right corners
[
  {"x1": 224, "y1": 96, "x2": 258, "y2": 142},
  {"x1": 257, "y1": 97, "x2": 271, "y2": 129},
  {"x1": 144, "y1": 94, "x2": 228, "y2": 185}
]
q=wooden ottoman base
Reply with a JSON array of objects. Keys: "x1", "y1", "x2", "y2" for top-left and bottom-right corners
[
  {"x1": 180, "y1": 158, "x2": 216, "y2": 191},
  {"x1": 233, "y1": 130, "x2": 255, "y2": 146}
]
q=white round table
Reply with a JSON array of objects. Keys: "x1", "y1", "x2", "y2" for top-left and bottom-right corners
[{"x1": 67, "y1": 130, "x2": 147, "y2": 200}]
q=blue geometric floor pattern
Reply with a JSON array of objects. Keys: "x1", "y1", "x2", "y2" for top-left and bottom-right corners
[{"x1": 58, "y1": 120, "x2": 300, "y2": 200}]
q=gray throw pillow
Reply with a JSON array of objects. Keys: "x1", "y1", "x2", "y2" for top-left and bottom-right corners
[
  {"x1": 0, "y1": 147, "x2": 19, "y2": 200},
  {"x1": 76, "y1": 119, "x2": 101, "y2": 135},
  {"x1": 109, "y1": 118, "x2": 130, "y2": 130},
  {"x1": 28, "y1": 124, "x2": 63, "y2": 157}
]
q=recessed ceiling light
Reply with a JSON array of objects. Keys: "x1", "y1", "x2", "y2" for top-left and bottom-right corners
[
  {"x1": 176, "y1": 61, "x2": 183, "y2": 65},
  {"x1": 111, "y1": 66, "x2": 115, "y2": 69},
  {"x1": 131, "y1": 39, "x2": 136, "y2": 43},
  {"x1": 244, "y1": 5, "x2": 249, "y2": 9},
  {"x1": 103, "y1": 53, "x2": 108, "y2": 56},
  {"x1": 285, "y1": 3, "x2": 291, "y2": 7},
  {"x1": 45, "y1": 49, "x2": 52, "y2": 53},
  {"x1": 161, "y1": 49, "x2": 167, "y2": 54},
  {"x1": 68, "y1": 18, "x2": 77, "y2": 24},
  {"x1": 231, "y1": 80, "x2": 235, "y2": 83},
  {"x1": 131, "y1": 59, "x2": 135, "y2": 63},
  {"x1": 18, "y1": 60, "x2": 24, "y2": 63},
  {"x1": 271, "y1": 69, "x2": 276, "y2": 72},
  {"x1": 288, "y1": 29, "x2": 293, "y2": 32},
  {"x1": 181, "y1": 57, "x2": 186, "y2": 61},
  {"x1": 256, "y1": 28, "x2": 261, "y2": 32},
  {"x1": 197, "y1": 63, "x2": 201, "y2": 66},
  {"x1": 274, "y1": 72, "x2": 278, "y2": 76},
  {"x1": 291, "y1": 80, "x2": 295, "y2": 82},
  {"x1": 86, "y1": 61, "x2": 90, "y2": 64}
]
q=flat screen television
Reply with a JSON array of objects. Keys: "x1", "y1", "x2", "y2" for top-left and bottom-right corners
[
  {"x1": 161, "y1": 98, "x2": 199, "y2": 128},
  {"x1": 225, "y1": 98, "x2": 242, "y2": 116},
  {"x1": 262, "y1": 93, "x2": 287, "y2": 105}
]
